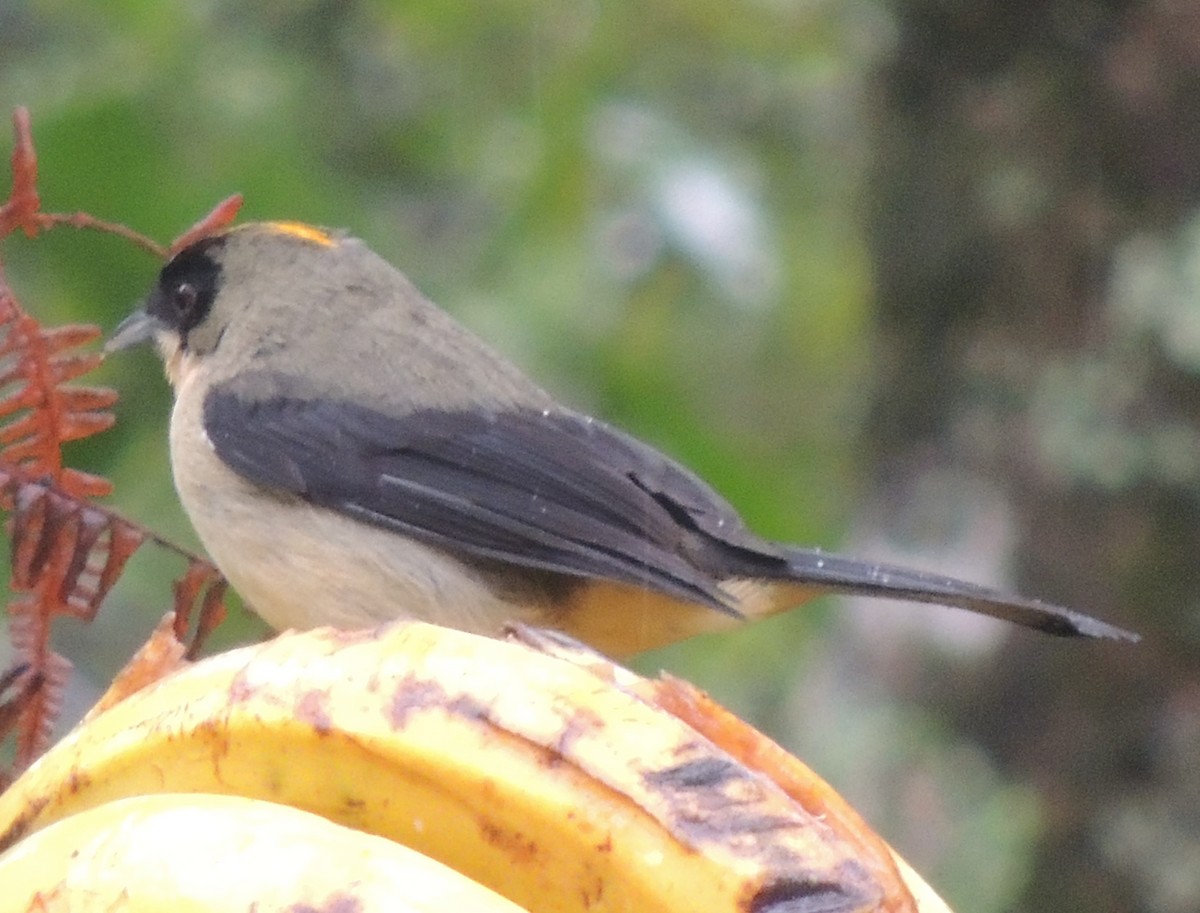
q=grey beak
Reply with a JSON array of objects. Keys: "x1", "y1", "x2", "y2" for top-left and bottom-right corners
[{"x1": 105, "y1": 309, "x2": 160, "y2": 354}]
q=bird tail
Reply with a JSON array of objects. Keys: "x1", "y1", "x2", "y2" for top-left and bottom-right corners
[{"x1": 755, "y1": 548, "x2": 1139, "y2": 641}]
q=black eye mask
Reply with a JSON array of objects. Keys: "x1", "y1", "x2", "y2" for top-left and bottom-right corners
[{"x1": 147, "y1": 235, "x2": 226, "y2": 346}]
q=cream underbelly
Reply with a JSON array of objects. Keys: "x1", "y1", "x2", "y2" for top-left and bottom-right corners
[{"x1": 195, "y1": 488, "x2": 536, "y2": 635}]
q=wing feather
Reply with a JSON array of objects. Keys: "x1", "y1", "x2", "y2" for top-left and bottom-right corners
[{"x1": 203, "y1": 387, "x2": 755, "y2": 614}]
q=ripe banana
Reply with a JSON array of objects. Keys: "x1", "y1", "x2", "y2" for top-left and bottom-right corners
[
  {"x1": 0, "y1": 792, "x2": 528, "y2": 913},
  {"x1": 0, "y1": 621, "x2": 945, "y2": 913}
]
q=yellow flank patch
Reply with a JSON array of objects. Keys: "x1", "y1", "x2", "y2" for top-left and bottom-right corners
[{"x1": 261, "y1": 221, "x2": 337, "y2": 247}]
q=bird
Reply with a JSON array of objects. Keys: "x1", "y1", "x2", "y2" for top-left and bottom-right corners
[{"x1": 106, "y1": 221, "x2": 1138, "y2": 657}]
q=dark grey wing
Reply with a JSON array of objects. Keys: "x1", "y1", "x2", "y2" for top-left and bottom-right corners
[
  {"x1": 202, "y1": 385, "x2": 784, "y2": 614},
  {"x1": 203, "y1": 383, "x2": 1140, "y2": 642}
]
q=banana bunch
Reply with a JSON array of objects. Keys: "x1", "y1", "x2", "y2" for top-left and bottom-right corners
[{"x1": 0, "y1": 621, "x2": 952, "y2": 913}]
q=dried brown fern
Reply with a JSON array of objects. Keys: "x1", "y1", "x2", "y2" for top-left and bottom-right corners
[{"x1": 0, "y1": 107, "x2": 241, "y2": 779}]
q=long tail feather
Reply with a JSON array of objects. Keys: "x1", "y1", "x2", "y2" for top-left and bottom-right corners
[{"x1": 778, "y1": 548, "x2": 1139, "y2": 641}]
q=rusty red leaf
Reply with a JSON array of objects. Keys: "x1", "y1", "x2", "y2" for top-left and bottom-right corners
[{"x1": 169, "y1": 193, "x2": 244, "y2": 254}]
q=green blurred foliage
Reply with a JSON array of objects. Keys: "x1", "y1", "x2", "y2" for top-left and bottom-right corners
[{"x1": 6, "y1": 3, "x2": 1163, "y2": 911}]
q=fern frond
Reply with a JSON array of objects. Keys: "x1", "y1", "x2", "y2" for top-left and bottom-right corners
[{"x1": 0, "y1": 106, "x2": 235, "y2": 775}]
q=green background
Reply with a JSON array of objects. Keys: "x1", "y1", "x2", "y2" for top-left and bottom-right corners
[{"x1": 2, "y1": 3, "x2": 1195, "y2": 912}]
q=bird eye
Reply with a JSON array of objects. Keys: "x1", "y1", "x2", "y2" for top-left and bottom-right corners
[{"x1": 172, "y1": 282, "x2": 199, "y2": 319}]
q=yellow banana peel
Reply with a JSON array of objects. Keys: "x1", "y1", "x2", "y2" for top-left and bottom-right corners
[{"x1": 0, "y1": 621, "x2": 952, "y2": 913}]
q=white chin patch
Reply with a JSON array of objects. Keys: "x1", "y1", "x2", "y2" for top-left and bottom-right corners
[{"x1": 156, "y1": 333, "x2": 191, "y2": 388}]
